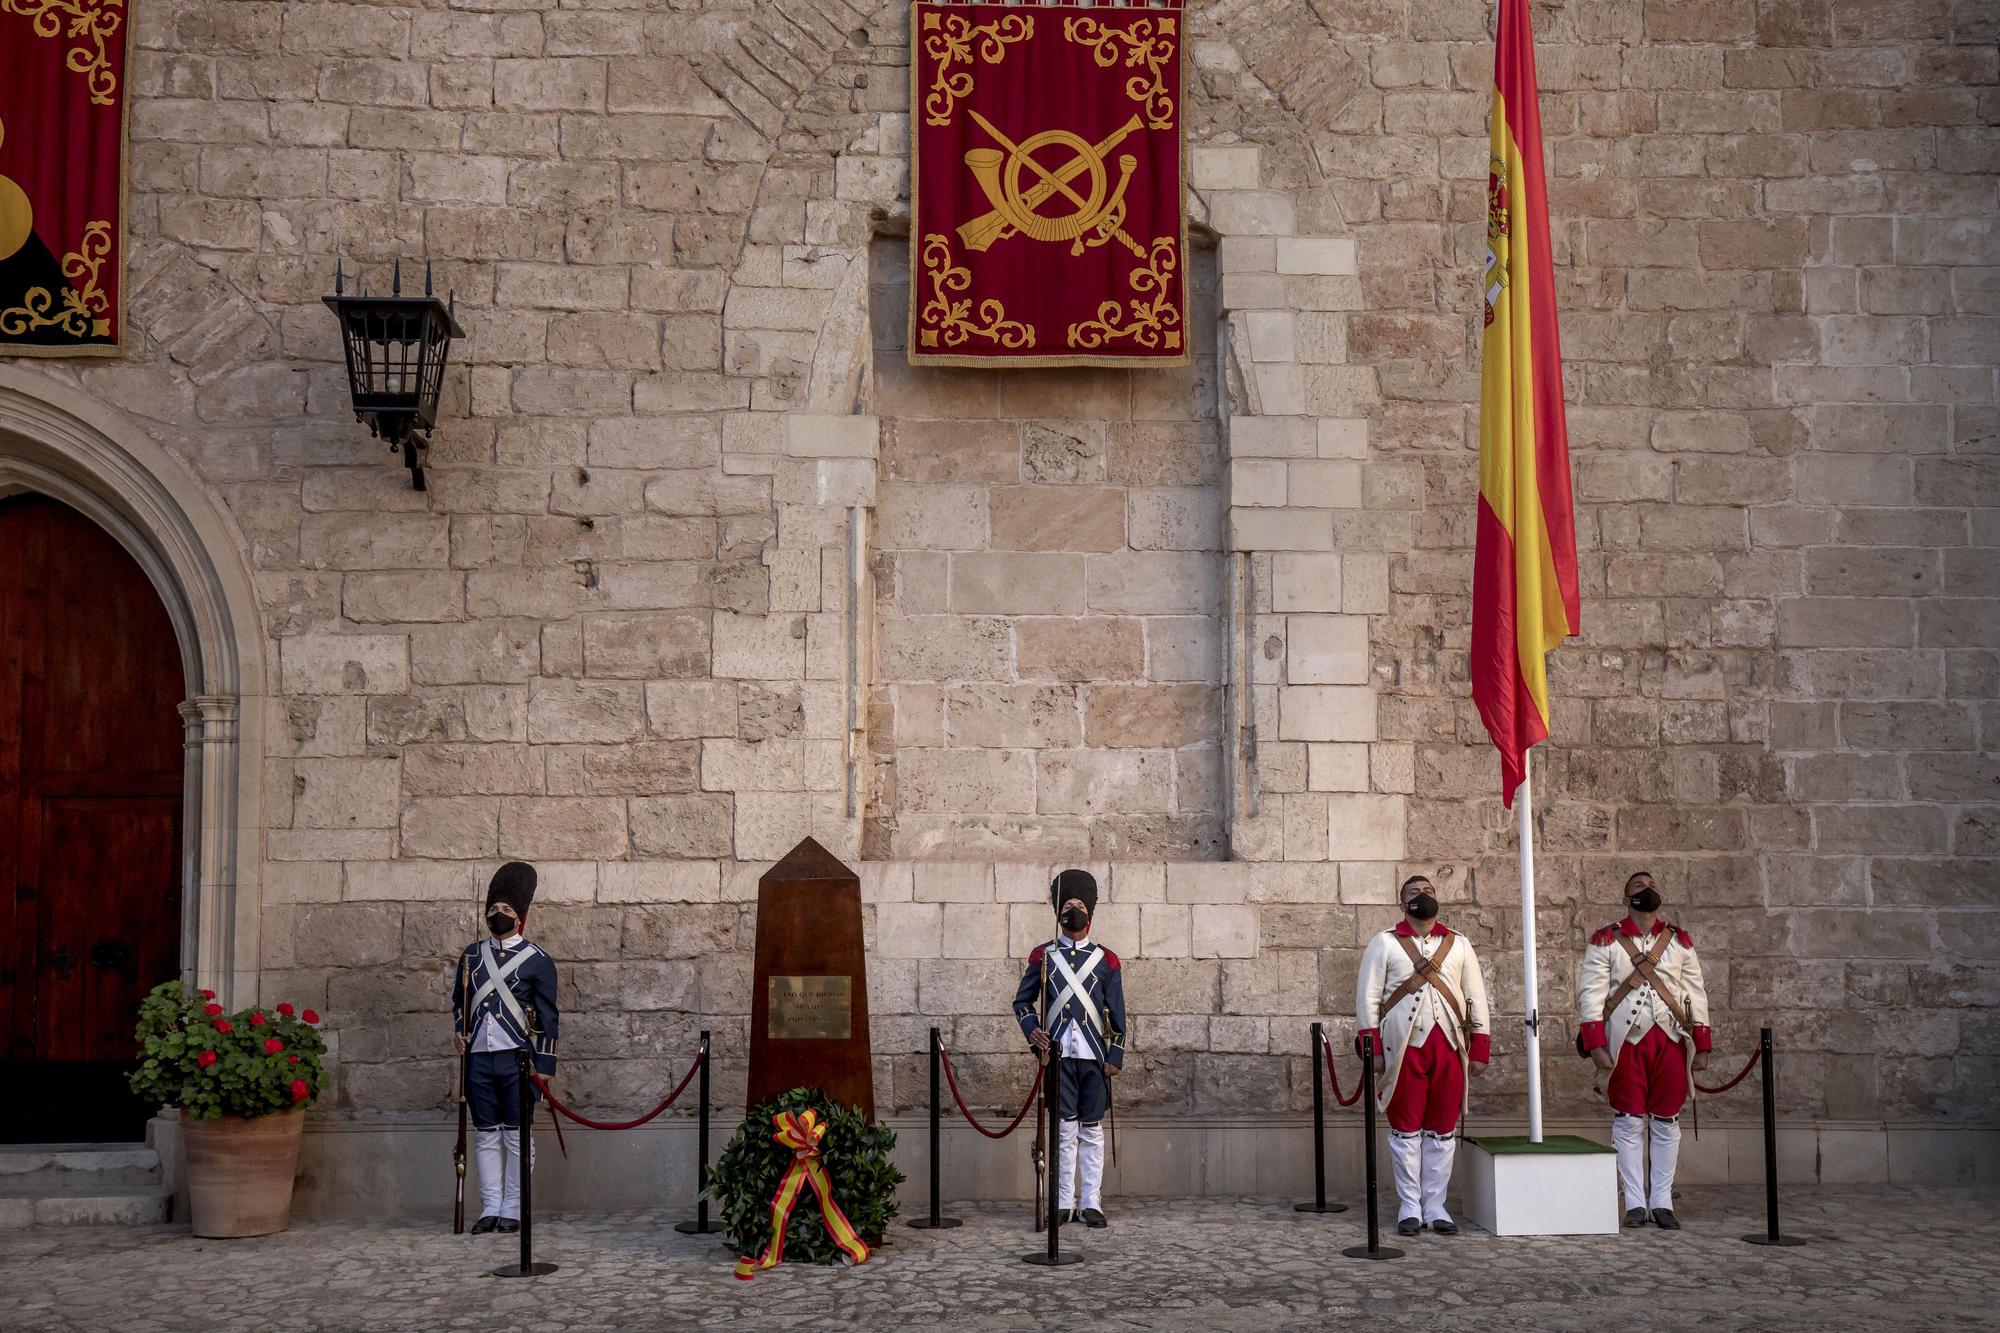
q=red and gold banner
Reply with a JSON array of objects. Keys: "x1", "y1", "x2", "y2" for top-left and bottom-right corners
[
  {"x1": 1473, "y1": 0, "x2": 1580, "y2": 806},
  {"x1": 908, "y1": 0, "x2": 1186, "y2": 367},
  {"x1": 0, "y1": 0, "x2": 128, "y2": 356}
]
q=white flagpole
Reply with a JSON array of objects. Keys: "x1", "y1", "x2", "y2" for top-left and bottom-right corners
[{"x1": 1518, "y1": 746, "x2": 1543, "y2": 1143}]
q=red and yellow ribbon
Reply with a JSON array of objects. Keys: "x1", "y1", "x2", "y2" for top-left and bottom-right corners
[{"x1": 732, "y1": 1109, "x2": 871, "y2": 1281}]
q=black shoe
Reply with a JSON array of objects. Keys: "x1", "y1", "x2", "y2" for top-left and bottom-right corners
[
  {"x1": 497, "y1": 1217, "x2": 521, "y2": 1233},
  {"x1": 1081, "y1": 1208, "x2": 1107, "y2": 1229},
  {"x1": 1430, "y1": 1219, "x2": 1458, "y2": 1235},
  {"x1": 1397, "y1": 1216, "x2": 1422, "y2": 1236},
  {"x1": 1624, "y1": 1208, "x2": 1648, "y2": 1228},
  {"x1": 1055, "y1": 1208, "x2": 1079, "y2": 1226},
  {"x1": 1650, "y1": 1208, "x2": 1681, "y2": 1230},
  {"x1": 470, "y1": 1215, "x2": 500, "y2": 1234}
]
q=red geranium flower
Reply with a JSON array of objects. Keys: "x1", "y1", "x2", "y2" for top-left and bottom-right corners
[
  {"x1": 290, "y1": 1079, "x2": 309, "y2": 1102},
  {"x1": 197, "y1": 1050, "x2": 218, "y2": 1069},
  {"x1": 249, "y1": 1011, "x2": 267, "y2": 1027},
  {"x1": 200, "y1": 989, "x2": 216, "y2": 1000},
  {"x1": 204, "y1": 1004, "x2": 223, "y2": 1017},
  {"x1": 214, "y1": 1019, "x2": 233, "y2": 1034},
  {"x1": 288, "y1": 1055, "x2": 299, "y2": 1065},
  {"x1": 276, "y1": 1003, "x2": 295, "y2": 1017},
  {"x1": 302, "y1": 1010, "x2": 320, "y2": 1024},
  {"x1": 264, "y1": 1038, "x2": 284, "y2": 1055}
]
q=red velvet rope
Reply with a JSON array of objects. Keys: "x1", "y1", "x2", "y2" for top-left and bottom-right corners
[
  {"x1": 1693, "y1": 1045, "x2": 1760, "y2": 1096},
  {"x1": 1321, "y1": 1035, "x2": 1364, "y2": 1108},
  {"x1": 530, "y1": 1048, "x2": 704, "y2": 1131},
  {"x1": 937, "y1": 1046, "x2": 1045, "y2": 1140}
]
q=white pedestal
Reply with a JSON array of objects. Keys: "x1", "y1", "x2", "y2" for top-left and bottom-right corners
[{"x1": 1463, "y1": 1135, "x2": 1619, "y2": 1236}]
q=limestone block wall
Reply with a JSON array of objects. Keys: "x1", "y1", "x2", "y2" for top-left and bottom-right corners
[{"x1": 0, "y1": 0, "x2": 1987, "y2": 1139}]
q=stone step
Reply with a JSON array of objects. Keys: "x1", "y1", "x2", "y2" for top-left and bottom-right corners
[
  {"x1": 0, "y1": 1143, "x2": 164, "y2": 1192},
  {"x1": 0, "y1": 1186, "x2": 172, "y2": 1228}
]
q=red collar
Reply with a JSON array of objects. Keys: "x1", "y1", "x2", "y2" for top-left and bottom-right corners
[
  {"x1": 1618, "y1": 917, "x2": 1664, "y2": 937},
  {"x1": 1394, "y1": 921, "x2": 1448, "y2": 938}
]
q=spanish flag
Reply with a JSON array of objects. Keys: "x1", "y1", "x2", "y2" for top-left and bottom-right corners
[{"x1": 1475, "y1": 0, "x2": 1580, "y2": 807}]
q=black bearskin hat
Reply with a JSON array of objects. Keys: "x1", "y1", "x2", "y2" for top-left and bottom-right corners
[
  {"x1": 486, "y1": 861, "x2": 538, "y2": 916},
  {"x1": 1050, "y1": 868, "x2": 1098, "y2": 916}
]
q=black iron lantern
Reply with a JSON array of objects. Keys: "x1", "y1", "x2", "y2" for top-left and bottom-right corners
[{"x1": 322, "y1": 259, "x2": 464, "y2": 490}]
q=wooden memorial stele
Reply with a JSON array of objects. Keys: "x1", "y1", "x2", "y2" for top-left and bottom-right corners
[{"x1": 746, "y1": 838, "x2": 874, "y2": 1120}]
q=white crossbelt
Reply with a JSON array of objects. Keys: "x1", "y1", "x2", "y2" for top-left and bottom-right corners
[
  {"x1": 1047, "y1": 944, "x2": 1104, "y2": 1042},
  {"x1": 471, "y1": 940, "x2": 532, "y2": 1031}
]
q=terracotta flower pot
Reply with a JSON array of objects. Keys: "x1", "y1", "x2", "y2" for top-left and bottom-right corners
[{"x1": 182, "y1": 1106, "x2": 306, "y2": 1238}]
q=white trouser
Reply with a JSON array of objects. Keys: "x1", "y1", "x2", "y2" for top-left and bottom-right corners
[
  {"x1": 1420, "y1": 1129, "x2": 1455, "y2": 1225},
  {"x1": 1389, "y1": 1130, "x2": 1422, "y2": 1222},
  {"x1": 498, "y1": 1128, "x2": 535, "y2": 1220},
  {"x1": 475, "y1": 1128, "x2": 506, "y2": 1219},
  {"x1": 1057, "y1": 1119, "x2": 1107, "y2": 1211},
  {"x1": 1646, "y1": 1115, "x2": 1680, "y2": 1211},
  {"x1": 1614, "y1": 1113, "x2": 1650, "y2": 1211}
]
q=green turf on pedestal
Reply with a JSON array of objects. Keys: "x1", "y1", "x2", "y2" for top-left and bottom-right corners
[{"x1": 1465, "y1": 1133, "x2": 1614, "y2": 1155}]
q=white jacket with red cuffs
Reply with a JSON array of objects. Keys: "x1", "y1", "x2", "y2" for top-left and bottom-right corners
[
  {"x1": 1576, "y1": 917, "x2": 1712, "y2": 1058},
  {"x1": 1355, "y1": 922, "x2": 1491, "y2": 1110}
]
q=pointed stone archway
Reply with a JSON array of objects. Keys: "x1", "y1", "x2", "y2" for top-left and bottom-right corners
[{"x1": 0, "y1": 366, "x2": 269, "y2": 1008}]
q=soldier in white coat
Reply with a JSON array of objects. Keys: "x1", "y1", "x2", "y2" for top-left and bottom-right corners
[
  {"x1": 1355, "y1": 874, "x2": 1491, "y2": 1236},
  {"x1": 1576, "y1": 870, "x2": 1711, "y2": 1230}
]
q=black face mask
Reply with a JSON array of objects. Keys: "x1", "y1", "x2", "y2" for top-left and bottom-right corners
[
  {"x1": 1405, "y1": 893, "x2": 1438, "y2": 921},
  {"x1": 486, "y1": 910, "x2": 516, "y2": 936},
  {"x1": 1059, "y1": 906, "x2": 1090, "y2": 933},
  {"x1": 1629, "y1": 888, "x2": 1662, "y2": 914}
]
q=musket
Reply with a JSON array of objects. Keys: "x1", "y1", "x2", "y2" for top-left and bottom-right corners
[
  {"x1": 1031, "y1": 947, "x2": 1049, "y2": 1233},
  {"x1": 453, "y1": 958, "x2": 469, "y2": 1234}
]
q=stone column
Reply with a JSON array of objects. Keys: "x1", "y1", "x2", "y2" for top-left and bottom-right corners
[{"x1": 179, "y1": 695, "x2": 250, "y2": 1007}]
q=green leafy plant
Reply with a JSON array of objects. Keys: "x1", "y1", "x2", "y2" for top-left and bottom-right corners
[
  {"x1": 128, "y1": 981, "x2": 328, "y2": 1120},
  {"x1": 709, "y1": 1087, "x2": 902, "y2": 1265}
]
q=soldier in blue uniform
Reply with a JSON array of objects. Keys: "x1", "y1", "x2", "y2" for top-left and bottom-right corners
[
  {"x1": 450, "y1": 862, "x2": 559, "y2": 1235},
  {"x1": 1013, "y1": 868, "x2": 1126, "y2": 1228}
]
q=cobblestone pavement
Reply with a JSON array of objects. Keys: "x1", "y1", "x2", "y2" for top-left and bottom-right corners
[{"x1": 1, "y1": 1187, "x2": 1993, "y2": 1332}]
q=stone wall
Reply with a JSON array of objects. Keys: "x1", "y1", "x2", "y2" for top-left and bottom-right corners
[{"x1": 0, "y1": 0, "x2": 1989, "y2": 1137}]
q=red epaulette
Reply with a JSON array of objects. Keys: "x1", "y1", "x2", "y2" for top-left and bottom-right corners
[
  {"x1": 1028, "y1": 944, "x2": 1046, "y2": 967},
  {"x1": 1102, "y1": 949, "x2": 1120, "y2": 971},
  {"x1": 1590, "y1": 924, "x2": 1620, "y2": 947},
  {"x1": 1673, "y1": 926, "x2": 1693, "y2": 949}
]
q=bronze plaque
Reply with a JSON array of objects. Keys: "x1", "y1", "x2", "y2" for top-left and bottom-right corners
[{"x1": 768, "y1": 975, "x2": 853, "y2": 1040}]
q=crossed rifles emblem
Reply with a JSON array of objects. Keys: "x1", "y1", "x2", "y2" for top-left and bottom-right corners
[{"x1": 956, "y1": 109, "x2": 1148, "y2": 260}]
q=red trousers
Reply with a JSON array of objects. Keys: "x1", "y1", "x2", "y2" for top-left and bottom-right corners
[
  {"x1": 1607, "y1": 1026, "x2": 1689, "y2": 1117},
  {"x1": 1385, "y1": 1027, "x2": 1465, "y2": 1134}
]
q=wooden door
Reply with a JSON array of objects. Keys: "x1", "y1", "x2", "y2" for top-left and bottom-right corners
[{"x1": 0, "y1": 494, "x2": 184, "y2": 1142}]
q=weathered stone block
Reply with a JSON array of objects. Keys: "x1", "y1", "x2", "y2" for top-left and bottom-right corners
[{"x1": 1016, "y1": 618, "x2": 1145, "y2": 682}]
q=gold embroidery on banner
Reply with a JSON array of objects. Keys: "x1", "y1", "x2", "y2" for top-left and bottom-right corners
[
  {"x1": 959, "y1": 111, "x2": 1145, "y2": 260},
  {"x1": 917, "y1": 233, "x2": 1034, "y2": 350},
  {"x1": 1062, "y1": 14, "x2": 1177, "y2": 129},
  {"x1": 920, "y1": 9, "x2": 1033, "y2": 127},
  {"x1": 1067, "y1": 235, "x2": 1182, "y2": 353},
  {"x1": 4, "y1": 0, "x2": 125, "y2": 105},
  {"x1": 0, "y1": 220, "x2": 114, "y2": 339}
]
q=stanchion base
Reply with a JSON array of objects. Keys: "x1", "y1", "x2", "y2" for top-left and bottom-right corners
[
  {"x1": 674, "y1": 1219, "x2": 722, "y2": 1235},
  {"x1": 1340, "y1": 1245, "x2": 1404, "y2": 1260},
  {"x1": 492, "y1": 1262, "x2": 559, "y2": 1278},
  {"x1": 1741, "y1": 1233, "x2": 1808, "y2": 1247},
  {"x1": 1294, "y1": 1202, "x2": 1349, "y2": 1214},
  {"x1": 1021, "y1": 1250, "x2": 1084, "y2": 1266},
  {"x1": 908, "y1": 1216, "x2": 964, "y2": 1229}
]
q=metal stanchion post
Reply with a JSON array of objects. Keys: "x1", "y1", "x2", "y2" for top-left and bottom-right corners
[
  {"x1": 676, "y1": 1031, "x2": 719, "y2": 1236},
  {"x1": 1295, "y1": 1021, "x2": 1346, "y2": 1215},
  {"x1": 1022, "y1": 1050, "x2": 1080, "y2": 1266},
  {"x1": 493, "y1": 1050, "x2": 557, "y2": 1277},
  {"x1": 910, "y1": 1027, "x2": 963, "y2": 1230},
  {"x1": 1742, "y1": 1027, "x2": 1806, "y2": 1247},
  {"x1": 1342, "y1": 1034, "x2": 1402, "y2": 1260}
]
